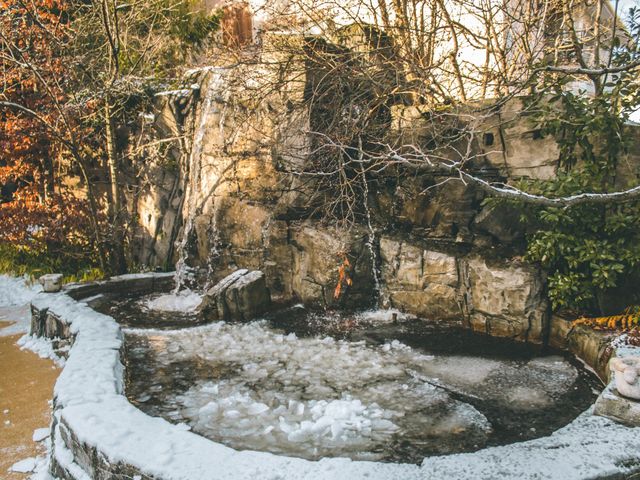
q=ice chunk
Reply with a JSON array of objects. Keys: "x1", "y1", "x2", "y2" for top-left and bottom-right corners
[
  {"x1": 144, "y1": 290, "x2": 202, "y2": 312},
  {"x1": 32, "y1": 428, "x2": 50, "y2": 442},
  {"x1": 10, "y1": 457, "x2": 37, "y2": 473}
]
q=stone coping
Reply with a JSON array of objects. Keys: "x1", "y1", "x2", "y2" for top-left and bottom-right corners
[{"x1": 31, "y1": 273, "x2": 640, "y2": 480}]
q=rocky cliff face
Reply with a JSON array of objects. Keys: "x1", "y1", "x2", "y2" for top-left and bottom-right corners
[{"x1": 123, "y1": 60, "x2": 637, "y2": 345}]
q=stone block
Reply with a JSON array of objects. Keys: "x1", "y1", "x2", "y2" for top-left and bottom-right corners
[
  {"x1": 423, "y1": 251, "x2": 459, "y2": 287},
  {"x1": 464, "y1": 256, "x2": 547, "y2": 342},
  {"x1": 389, "y1": 283, "x2": 461, "y2": 320},
  {"x1": 39, "y1": 273, "x2": 63, "y2": 293},
  {"x1": 594, "y1": 382, "x2": 640, "y2": 427},
  {"x1": 199, "y1": 269, "x2": 271, "y2": 321}
]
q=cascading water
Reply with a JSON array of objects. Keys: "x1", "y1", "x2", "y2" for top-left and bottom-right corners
[
  {"x1": 173, "y1": 68, "x2": 229, "y2": 292},
  {"x1": 356, "y1": 137, "x2": 382, "y2": 305}
]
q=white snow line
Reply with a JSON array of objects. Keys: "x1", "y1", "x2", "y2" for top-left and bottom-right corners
[{"x1": 28, "y1": 272, "x2": 640, "y2": 480}]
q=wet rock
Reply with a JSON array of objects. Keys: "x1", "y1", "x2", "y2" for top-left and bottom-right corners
[
  {"x1": 473, "y1": 203, "x2": 525, "y2": 244},
  {"x1": 380, "y1": 237, "x2": 462, "y2": 320},
  {"x1": 462, "y1": 257, "x2": 548, "y2": 343},
  {"x1": 567, "y1": 325, "x2": 616, "y2": 382},
  {"x1": 290, "y1": 224, "x2": 375, "y2": 308},
  {"x1": 199, "y1": 269, "x2": 271, "y2": 321},
  {"x1": 548, "y1": 314, "x2": 573, "y2": 349}
]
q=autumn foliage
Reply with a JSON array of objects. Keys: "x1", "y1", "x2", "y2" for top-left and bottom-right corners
[
  {"x1": 333, "y1": 255, "x2": 353, "y2": 299},
  {"x1": 0, "y1": 0, "x2": 100, "y2": 274},
  {"x1": 573, "y1": 308, "x2": 640, "y2": 332}
]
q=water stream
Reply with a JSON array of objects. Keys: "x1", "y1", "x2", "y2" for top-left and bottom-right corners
[{"x1": 174, "y1": 69, "x2": 228, "y2": 292}]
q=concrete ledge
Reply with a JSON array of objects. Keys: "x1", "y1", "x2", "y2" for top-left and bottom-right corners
[
  {"x1": 594, "y1": 382, "x2": 640, "y2": 427},
  {"x1": 31, "y1": 274, "x2": 640, "y2": 480},
  {"x1": 63, "y1": 272, "x2": 175, "y2": 302}
]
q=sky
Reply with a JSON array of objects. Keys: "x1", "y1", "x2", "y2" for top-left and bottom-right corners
[
  {"x1": 617, "y1": 0, "x2": 640, "y2": 123},
  {"x1": 619, "y1": 0, "x2": 639, "y2": 15}
]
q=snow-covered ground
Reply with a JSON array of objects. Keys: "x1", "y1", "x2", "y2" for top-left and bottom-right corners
[
  {"x1": 0, "y1": 275, "x2": 42, "y2": 337},
  {"x1": 0, "y1": 275, "x2": 64, "y2": 366}
]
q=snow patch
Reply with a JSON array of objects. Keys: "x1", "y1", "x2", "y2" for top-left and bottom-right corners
[
  {"x1": 10, "y1": 457, "x2": 36, "y2": 473},
  {"x1": 143, "y1": 289, "x2": 202, "y2": 312},
  {"x1": 0, "y1": 275, "x2": 42, "y2": 336},
  {"x1": 33, "y1": 427, "x2": 50, "y2": 442},
  {"x1": 0, "y1": 275, "x2": 42, "y2": 307},
  {"x1": 17, "y1": 334, "x2": 65, "y2": 367}
]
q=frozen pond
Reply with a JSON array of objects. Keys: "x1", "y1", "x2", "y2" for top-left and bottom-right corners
[{"x1": 98, "y1": 295, "x2": 601, "y2": 464}]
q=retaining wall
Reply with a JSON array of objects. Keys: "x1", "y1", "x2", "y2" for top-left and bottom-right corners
[{"x1": 31, "y1": 273, "x2": 640, "y2": 480}]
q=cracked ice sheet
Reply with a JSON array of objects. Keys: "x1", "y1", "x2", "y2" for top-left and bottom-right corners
[
  {"x1": 125, "y1": 321, "x2": 495, "y2": 460},
  {"x1": 418, "y1": 353, "x2": 579, "y2": 408}
]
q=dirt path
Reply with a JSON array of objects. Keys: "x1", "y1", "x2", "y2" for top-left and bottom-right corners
[{"x1": 0, "y1": 321, "x2": 60, "y2": 479}]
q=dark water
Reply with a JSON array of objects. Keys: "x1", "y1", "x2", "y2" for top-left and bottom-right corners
[{"x1": 96, "y1": 293, "x2": 602, "y2": 464}]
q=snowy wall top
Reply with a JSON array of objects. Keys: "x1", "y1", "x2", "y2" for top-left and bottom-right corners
[{"x1": 29, "y1": 272, "x2": 640, "y2": 480}]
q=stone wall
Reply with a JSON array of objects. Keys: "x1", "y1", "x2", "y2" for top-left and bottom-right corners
[
  {"x1": 125, "y1": 61, "x2": 640, "y2": 344},
  {"x1": 29, "y1": 275, "x2": 640, "y2": 480}
]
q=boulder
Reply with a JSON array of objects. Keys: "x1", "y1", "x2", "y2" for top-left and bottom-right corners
[
  {"x1": 473, "y1": 202, "x2": 525, "y2": 244},
  {"x1": 198, "y1": 269, "x2": 271, "y2": 321},
  {"x1": 462, "y1": 257, "x2": 548, "y2": 343},
  {"x1": 380, "y1": 237, "x2": 462, "y2": 320},
  {"x1": 289, "y1": 224, "x2": 376, "y2": 308}
]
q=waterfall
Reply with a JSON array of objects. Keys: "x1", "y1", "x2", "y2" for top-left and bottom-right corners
[
  {"x1": 357, "y1": 137, "x2": 381, "y2": 305},
  {"x1": 174, "y1": 68, "x2": 228, "y2": 292}
]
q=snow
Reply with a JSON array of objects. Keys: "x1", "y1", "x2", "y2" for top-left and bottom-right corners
[
  {"x1": 10, "y1": 457, "x2": 36, "y2": 473},
  {"x1": 0, "y1": 275, "x2": 42, "y2": 337},
  {"x1": 12, "y1": 432, "x2": 56, "y2": 480},
  {"x1": 0, "y1": 275, "x2": 42, "y2": 307},
  {"x1": 21, "y1": 275, "x2": 640, "y2": 480},
  {"x1": 143, "y1": 289, "x2": 202, "y2": 312},
  {"x1": 421, "y1": 409, "x2": 640, "y2": 479},
  {"x1": 17, "y1": 334, "x2": 65, "y2": 367},
  {"x1": 33, "y1": 427, "x2": 50, "y2": 442},
  {"x1": 154, "y1": 89, "x2": 193, "y2": 97}
]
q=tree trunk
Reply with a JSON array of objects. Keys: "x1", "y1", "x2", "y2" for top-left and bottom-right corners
[{"x1": 104, "y1": 99, "x2": 127, "y2": 274}]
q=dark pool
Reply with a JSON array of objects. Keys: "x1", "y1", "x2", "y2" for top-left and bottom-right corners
[{"x1": 94, "y1": 293, "x2": 602, "y2": 464}]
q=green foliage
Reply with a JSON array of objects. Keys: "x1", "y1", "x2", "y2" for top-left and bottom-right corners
[
  {"x1": 493, "y1": 15, "x2": 640, "y2": 314},
  {"x1": 505, "y1": 96, "x2": 640, "y2": 313},
  {"x1": 0, "y1": 244, "x2": 105, "y2": 283}
]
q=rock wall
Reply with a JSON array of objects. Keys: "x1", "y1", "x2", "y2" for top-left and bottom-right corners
[{"x1": 124, "y1": 57, "x2": 639, "y2": 344}]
